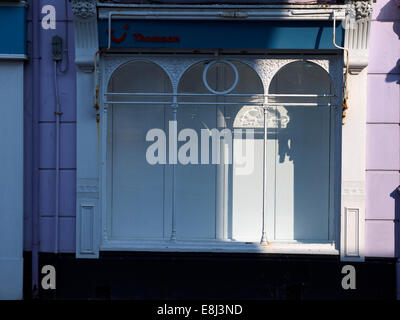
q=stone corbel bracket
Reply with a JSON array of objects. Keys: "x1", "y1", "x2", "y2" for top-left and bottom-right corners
[
  {"x1": 71, "y1": 0, "x2": 98, "y2": 72},
  {"x1": 344, "y1": 0, "x2": 373, "y2": 74}
]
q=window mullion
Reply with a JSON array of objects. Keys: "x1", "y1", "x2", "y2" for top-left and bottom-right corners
[
  {"x1": 170, "y1": 101, "x2": 178, "y2": 241},
  {"x1": 260, "y1": 103, "x2": 269, "y2": 245}
]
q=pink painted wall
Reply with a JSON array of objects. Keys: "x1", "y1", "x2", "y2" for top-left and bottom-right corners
[{"x1": 366, "y1": 0, "x2": 400, "y2": 257}]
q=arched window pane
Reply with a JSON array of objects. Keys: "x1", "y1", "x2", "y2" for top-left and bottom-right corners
[
  {"x1": 268, "y1": 61, "x2": 334, "y2": 241},
  {"x1": 269, "y1": 61, "x2": 333, "y2": 105},
  {"x1": 178, "y1": 60, "x2": 264, "y2": 104},
  {"x1": 107, "y1": 60, "x2": 172, "y2": 104},
  {"x1": 106, "y1": 60, "x2": 172, "y2": 240}
]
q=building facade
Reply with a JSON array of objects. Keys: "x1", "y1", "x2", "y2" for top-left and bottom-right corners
[
  {"x1": 0, "y1": 0, "x2": 398, "y2": 299},
  {"x1": 0, "y1": 0, "x2": 26, "y2": 300}
]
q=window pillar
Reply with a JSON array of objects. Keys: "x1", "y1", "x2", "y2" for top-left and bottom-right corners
[
  {"x1": 72, "y1": 0, "x2": 100, "y2": 258},
  {"x1": 261, "y1": 104, "x2": 268, "y2": 245},
  {"x1": 170, "y1": 102, "x2": 178, "y2": 241},
  {"x1": 340, "y1": 0, "x2": 372, "y2": 261}
]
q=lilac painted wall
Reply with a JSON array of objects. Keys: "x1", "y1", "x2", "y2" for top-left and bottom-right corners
[
  {"x1": 365, "y1": 0, "x2": 400, "y2": 258},
  {"x1": 23, "y1": 1, "x2": 399, "y2": 257},
  {"x1": 24, "y1": 0, "x2": 76, "y2": 253}
]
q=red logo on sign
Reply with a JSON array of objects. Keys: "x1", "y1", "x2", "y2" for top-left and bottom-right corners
[{"x1": 106, "y1": 24, "x2": 130, "y2": 43}]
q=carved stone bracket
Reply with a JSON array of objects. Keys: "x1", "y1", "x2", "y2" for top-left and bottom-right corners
[
  {"x1": 71, "y1": 0, "x2": 98, "y2": 72},
  {"x1": 355, "y1": 2, "x2": 372, "y2": 19},
  {"x1": 344, "y1": 0, "x2": 373, "y2": 74},
  {"x1": 72, "y1": 0, "x2": 97, "y2": 19}
]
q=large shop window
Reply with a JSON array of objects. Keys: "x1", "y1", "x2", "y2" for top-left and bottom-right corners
[{"x1": 104, "y1": 57, "x2": 337, "y2": 250}]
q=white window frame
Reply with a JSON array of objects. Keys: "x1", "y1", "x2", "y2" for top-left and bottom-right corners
[{"x1": 96, "y1": 54, "x2": 343, "y2": 255}]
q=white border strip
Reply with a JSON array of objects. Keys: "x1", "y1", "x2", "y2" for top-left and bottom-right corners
[
  {"x1": 101, "y1": 240, "x2": 339, "y2": 255},
  {"x1": 0, "y1": 54, "x2": 27, "y2": 60}
]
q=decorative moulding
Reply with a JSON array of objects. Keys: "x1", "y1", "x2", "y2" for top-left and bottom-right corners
[
  {"x1": 77, "y1": 178, "x2": 100, "y2": 195},
  {"x1": 341, "y1": 207, "x2": 363, "y2": 260},
  {"x1": 102, "y1": 55, "x2": 342, "y2": 104},
  {"x1": 71, "y1": 0, "x2": 98, "y2": 72},
  {"x1": 344, "y1": 0, "x2": 373, "y2": 74},
  {"x1": 71, "y1": 0, "x2": 97, "y2": 19}
]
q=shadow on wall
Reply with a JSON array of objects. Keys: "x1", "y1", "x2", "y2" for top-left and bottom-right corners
[
  {"x1": 386, "y1": 21, "x2": 400, "y2": 82},
  {"x1": 376, "y1": 0, "x2": 400, "y2": 82},
  {"x1": 390, "y1": 187, "x2": 400, "y2": 260}
]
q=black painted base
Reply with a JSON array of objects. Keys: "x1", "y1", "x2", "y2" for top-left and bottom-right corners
[{"x1": 23, "y1": 251, "x2": 396, "y2": 300}]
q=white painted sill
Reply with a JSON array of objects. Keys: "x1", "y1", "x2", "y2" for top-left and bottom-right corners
[{"x1": 100, "y1": 239, "x2": 339, "y2": 255}]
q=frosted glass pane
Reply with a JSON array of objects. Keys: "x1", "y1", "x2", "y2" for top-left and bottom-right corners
[{"x1": 269, "y1": 61, "x2": 333, "y2": 241}]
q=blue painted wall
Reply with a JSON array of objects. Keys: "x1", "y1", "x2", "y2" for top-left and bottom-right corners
[{"x1": 24, "y1": 0, "x2": 77, "y2": 253}]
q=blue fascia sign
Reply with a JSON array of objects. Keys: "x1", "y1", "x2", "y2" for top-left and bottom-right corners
[
  {"x1": 98, "y1": 19, "x2": 344, "y2": 50},
  {"x1": 0, "y1": 6, "x2": 26, "y2": 56}
]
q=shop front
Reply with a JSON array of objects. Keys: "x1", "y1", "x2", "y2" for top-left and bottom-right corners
[
  {"x1": 72, "y1": 1, "x2": 372, "y2": 262},
  {"x1": 0, "y1": 0, "x2": 26, "y2": 299}
]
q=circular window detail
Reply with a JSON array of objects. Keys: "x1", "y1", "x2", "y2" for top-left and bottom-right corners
[{"x1": 202, "y1": 60, "x2": 239, "y2": 95}]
